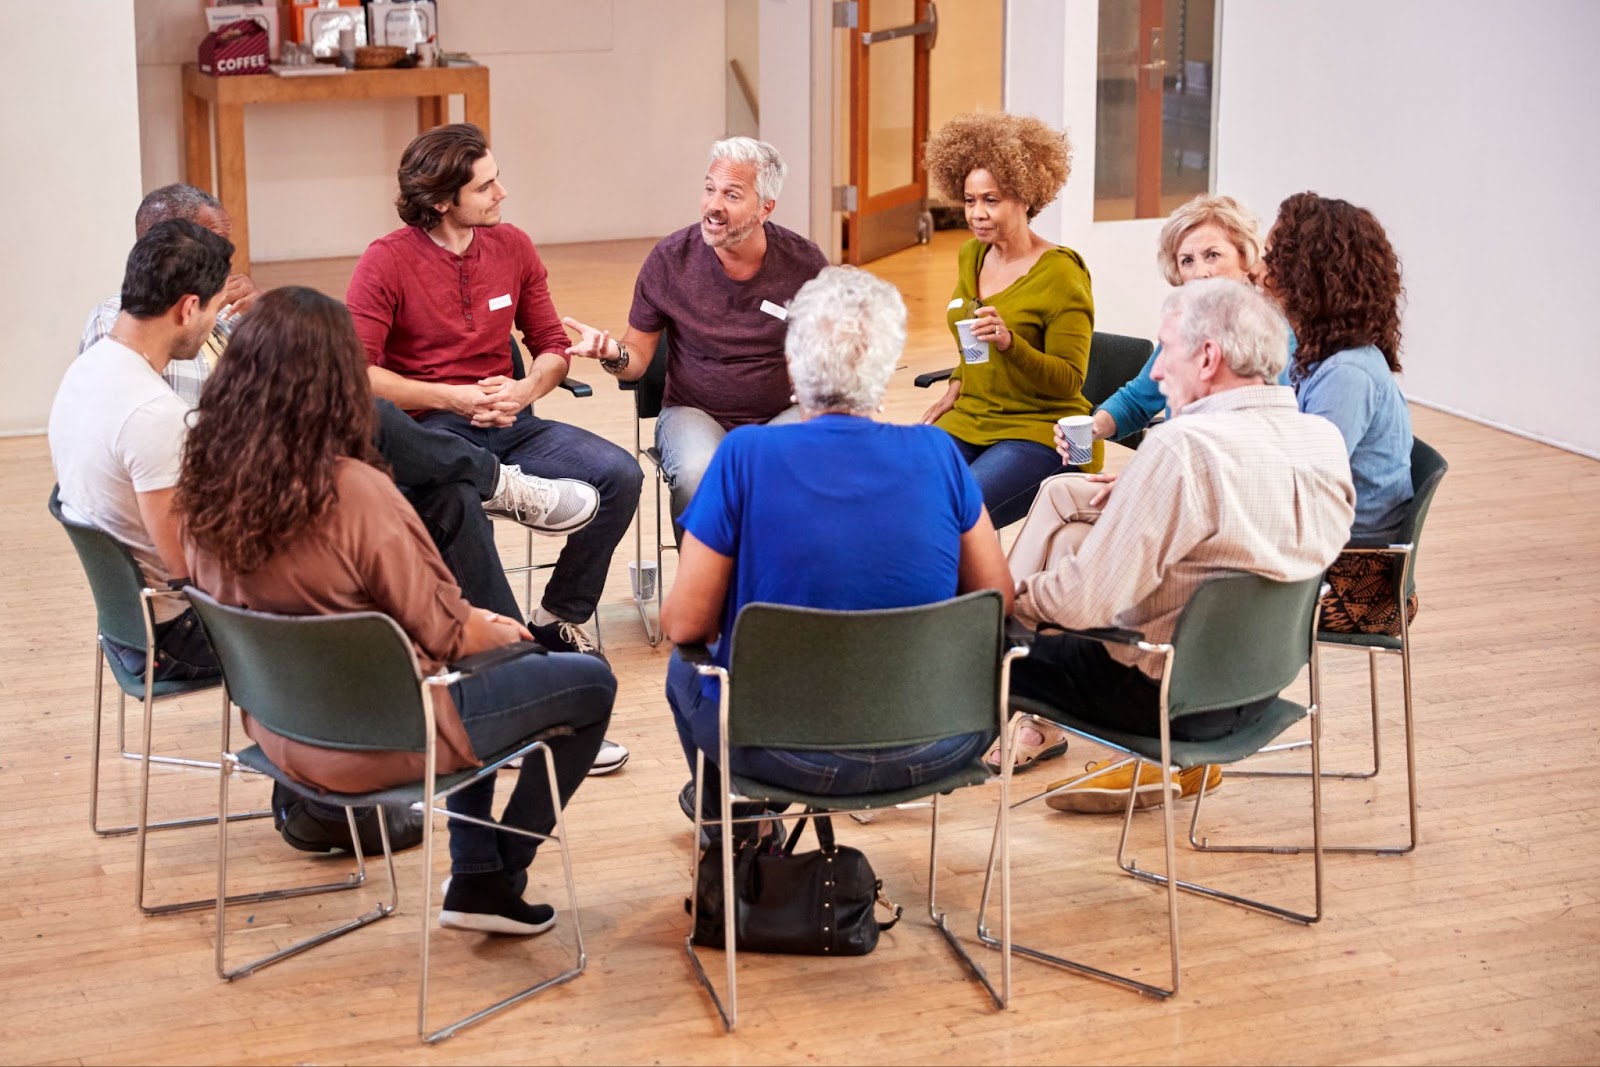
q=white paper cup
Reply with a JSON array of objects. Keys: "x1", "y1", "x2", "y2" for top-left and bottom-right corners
[
  {"x1": 955, "y1": 318, "x2": 990, "y2": 364},
  {"x1": 629, "y1": 559, "x2": 658, "y2": 601},
  {"x1": 1057, "y1": 415, "x2": 1095, "y2": 466}
]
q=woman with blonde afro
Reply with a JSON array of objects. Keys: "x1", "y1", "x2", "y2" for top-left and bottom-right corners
[{"x1": 920, "y1": 111, "x2": 1096, "y2": 534}]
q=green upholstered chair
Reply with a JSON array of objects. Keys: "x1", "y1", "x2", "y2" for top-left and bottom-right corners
[
  {"x1": 186, "y1": 588, "x2": 586, "y2": 1044},
  {"x1": 1194, "y1": 436, "x2": 1449, "y2": 855},
  {"x1": 990, "y1": 572, "x2": 1329, "y2": 999},
  {"x1": 680, "y1": 590, "x2": 1026, "y2": 1031}
]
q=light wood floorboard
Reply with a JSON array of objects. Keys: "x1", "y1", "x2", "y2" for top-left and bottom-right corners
[{"x1": 2, "y1": 232, "x2": 1597, "y2": 1063}]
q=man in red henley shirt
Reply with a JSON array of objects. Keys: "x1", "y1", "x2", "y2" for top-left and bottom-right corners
[{"x1": 346, "y1": 123, "x2": 642, "y2": 664}]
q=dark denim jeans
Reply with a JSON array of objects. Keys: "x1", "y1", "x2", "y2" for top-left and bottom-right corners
[
  {"x1": 1011, "y1": 631, "x2": 1273, "y2": 742},
  {"x1": 103, "y1": 607, "x2": 221, "y2": 684},
  {"x1": 665, "y1": 650, "x2": 988, "y2": 818},
  {"x1": 372, "y1": 398, "x2": 522, "y2": 619},
  {"x1": 418, "y1": 409, "x2": 642, "y2": 622},
  {"x1": 445, "y1": 649, "x2": 616, "y2": 875},
  {"x1": 949, "y1": 435, "x2": 1068, "y2": 530}
]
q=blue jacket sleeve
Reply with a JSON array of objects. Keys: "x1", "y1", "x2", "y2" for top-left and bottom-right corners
[{"x1": 1094, "y1": 346, "x2": 1167, "y2": 439}]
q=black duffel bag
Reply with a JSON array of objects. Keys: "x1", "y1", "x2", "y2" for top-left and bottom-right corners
[{"x1": 691, "y1": 814, "x2": 901, "y2": 956}]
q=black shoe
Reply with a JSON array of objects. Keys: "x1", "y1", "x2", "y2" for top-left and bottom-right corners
[
  {"x1": 442, "y1": 867, "x2": 528, "y2": 900},
  {"x1": 680, "y1": 780, "x2": 784, "y2": 852},
  {"x1": 439, "y1": 871, "x2": 556, "y2": 935},
  {"x1": 679, "y1": 779, "x2": 697, "y2": 822},
  {"x1": 273, "y1": 784, "x2": 423, "y2": 855},
  {"x1": 528, "y1": 619, "x2": 607, "y2": 664}
]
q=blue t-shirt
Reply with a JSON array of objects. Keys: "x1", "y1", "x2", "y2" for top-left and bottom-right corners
[{"x1": 681, "y1": 414, "x2": 984, "y2": 698}]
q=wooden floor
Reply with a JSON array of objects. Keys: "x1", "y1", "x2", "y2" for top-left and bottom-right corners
[{"x1": 3, "y1": 232, "x2": 1598, "y2": 1065}]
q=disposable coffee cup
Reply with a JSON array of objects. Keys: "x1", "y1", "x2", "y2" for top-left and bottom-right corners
[
  {"x1": 629, "y1": 560, "x2": 658, "y2": 601},
  {"x1": 415, "y1": 41, "x2": 437, "y2": 67},
  {"x1": 955, "y1": 318, "x2": 990, "y2": 365},
  {"x1": 1057, "y1": 414, "x2": 1095, "y2": 466}
]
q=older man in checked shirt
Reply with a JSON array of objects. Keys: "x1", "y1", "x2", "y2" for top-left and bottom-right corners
[{"x1": 1005, "y1": 278, "x2": 1356, "y2": 809}]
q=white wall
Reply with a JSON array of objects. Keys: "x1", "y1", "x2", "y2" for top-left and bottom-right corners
[
  {"x1": 1, "y1": 3, "x2": 143, "y2": 435},
  {"x1": 135, "y1": 0, "x2": 726, "y2": 260},
  {"x1": 1215, "y1": 0, "x2": 1599, "y2": 457},
  {"x1": 1008, "y1": 0, "x2": 1600, "y2": 458}
]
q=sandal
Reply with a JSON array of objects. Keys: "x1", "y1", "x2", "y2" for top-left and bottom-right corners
[{"x1": 984, "y1": 714, "x2": 1070, "y2": 772}]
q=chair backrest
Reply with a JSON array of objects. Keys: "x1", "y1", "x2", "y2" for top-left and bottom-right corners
[
  {"x1": 1082, "y1": 331, "x2": 1156, "y2": 409},
  {"x1": 630, "y1": 327, "x2": 672, "y2": 421},
  {"x1": 1163, "y1": 572, "x2": 1323, "y2": 720},
  {"x1": 1397, "y1": 436, "x2": 1448, "y2": 596},
  {"x1": 723, "y1": 590, "x2": 1005, "y2": 750},
  {"x1": 185, "y1": 587, "x2": 429, "y2": 753},
  {"x1": 48, "y1": 485, "x2": 156, "y2": 649}
]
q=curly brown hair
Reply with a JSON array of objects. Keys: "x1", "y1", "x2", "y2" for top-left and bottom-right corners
[
  {"x1": 1265, "y1": 192, "x2": 1404, "y2": 382},
  {"x1": 175, "y1": 287, "x2": 382, "y2": 574},
  {"x1": 924, "y1": 112, "x2": 1071, "y2": 218}
]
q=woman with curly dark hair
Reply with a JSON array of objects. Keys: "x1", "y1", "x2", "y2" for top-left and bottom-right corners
[
  {"x1": 920, "y1": 111, "x2": 1097, "y2": 529},
  {"x1": 177, "y1": 286, "x2": 616, "y2": 936},
  {"x1": 1265, "y1": 192, "x2": 1416, "y2": 633}
]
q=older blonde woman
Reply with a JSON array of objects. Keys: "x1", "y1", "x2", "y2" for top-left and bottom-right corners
[
  {"x1": 919, "y1": 112, "x2": 1096, "y2": 531},
  {"x1": 1087, "y1": 193, "x2": 1285, "y2": 446}
]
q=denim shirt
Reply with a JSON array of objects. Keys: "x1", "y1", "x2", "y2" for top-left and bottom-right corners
[
  {"x1": 1096, "y1": 333, "x2": 1296, "y2": 441},
  {"x1": 1294, "y1": 345, "x2": 1413, "y2": 542}
]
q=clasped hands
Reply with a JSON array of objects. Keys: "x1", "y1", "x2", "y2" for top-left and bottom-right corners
[{"x1": 443, "y1": 375, "x2": 536, "y2": 428}]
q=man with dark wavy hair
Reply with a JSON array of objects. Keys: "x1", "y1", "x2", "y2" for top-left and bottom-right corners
[{"x1": 347, "y1": 123, "x2": 642, "y2": 665}]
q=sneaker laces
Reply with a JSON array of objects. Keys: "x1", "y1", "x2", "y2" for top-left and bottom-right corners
[
  {"x1": 501, "y1": 474, "x2": 559, "y2": 524},
  {"x1": 555, "y1": 620, "x2": 597, "y2": 654}
]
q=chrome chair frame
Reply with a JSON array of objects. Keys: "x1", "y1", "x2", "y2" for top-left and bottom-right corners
[
  {"x1": 975, "y1": 576, "x2": 1327, "y2": 999},
  {"x1": 193, "y1": 594, "x2": 586, "y2": 1044},
  {"x1": 618, "y1": 345, "x2": 673, "y2": 647}
]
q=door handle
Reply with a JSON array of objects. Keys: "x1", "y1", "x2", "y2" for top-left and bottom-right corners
[
  {"x1": 1143, "y1": 26, "x2": 1165, "y2": 91},
  {"x1": 861, "y1": 1, "x2": 938, "y2": 49}
]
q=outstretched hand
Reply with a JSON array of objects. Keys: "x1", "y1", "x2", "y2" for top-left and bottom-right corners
[{"x1": 561, "y1": 316, "x2": 611, "y2": 361}]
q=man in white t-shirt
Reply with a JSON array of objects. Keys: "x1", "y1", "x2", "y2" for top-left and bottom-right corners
[{"x1": 50, "y1": 219, "x2": 233, "y2": 682}]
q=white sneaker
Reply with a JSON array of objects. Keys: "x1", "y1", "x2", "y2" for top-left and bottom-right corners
[
  {"x1": 503, "y1": 738, "x2": 628, "y2": 775},
  {"x1": 484, "y1": 464, "x2": 598, "y2": 535}
]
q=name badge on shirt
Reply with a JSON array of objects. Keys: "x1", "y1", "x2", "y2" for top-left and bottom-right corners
[
  {"x1": 488, "y1": 294, "x2": 512, "y2": 312},
  {"x1": 947, "y1": 298, "x2": 965, "y2": 310},
  {"x1": 759, "y1": 299, "x2": 787, "y2": 321}
]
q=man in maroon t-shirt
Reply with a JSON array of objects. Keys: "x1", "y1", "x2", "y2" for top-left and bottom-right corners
[
  {"x1": 564, "y1": 137, "x2": 827, "y2": 521},
  {"x1": 346, "y1": 124, "x2": 642, "y2": 686}
]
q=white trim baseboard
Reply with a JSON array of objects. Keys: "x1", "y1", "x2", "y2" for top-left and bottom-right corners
[{"x1": 1410, "y1": 398, "x2": 1599, "y2": 462}]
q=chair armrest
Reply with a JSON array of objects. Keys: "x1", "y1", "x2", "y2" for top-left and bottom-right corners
[
  {"x1": 1035, "y1": 621, "x2": 1150, "y2": 648},
  {"x1": 616, "y1": 378, "x2": 639, "y2": 393},
  {"x1": 674, "y1": 642, "x2": 714, "y2": 666},
  {"x1": 914, "y1": 367, "x2": 954, "y2": 389},
  {"x1": 559, "y1": 377, "x2": 593, "y2": 398}
]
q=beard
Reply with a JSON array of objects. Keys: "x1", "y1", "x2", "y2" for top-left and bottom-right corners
[{"x1": 700, "y1": 211, "x2": 761, "y2": 250}]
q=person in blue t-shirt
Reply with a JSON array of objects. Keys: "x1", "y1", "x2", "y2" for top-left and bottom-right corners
[{"x1": 660, "y1": 266, "x2": 1015, "y2": 835}]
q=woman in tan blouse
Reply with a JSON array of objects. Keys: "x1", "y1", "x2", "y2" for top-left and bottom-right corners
[{"x1": 175, "y1": 287, "x2": 616, "y2": 937}]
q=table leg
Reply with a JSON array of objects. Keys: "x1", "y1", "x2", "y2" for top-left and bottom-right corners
[
  {"x1": 463, "y1": 89, "x2": 490, "y2": 143},
  {"x1": 216, "y1": 102, "x2": 250, "y2": 274},
  {"x1": 183, "y1": 92, "x2": 213, "y2": 193},
  {"x1": 417, "y1": 96, "x2": 445, "y2": 132}
]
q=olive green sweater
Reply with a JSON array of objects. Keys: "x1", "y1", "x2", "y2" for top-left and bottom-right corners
[{"x1": 940, "y1": 238, "x2": 1099, "y2": 470}]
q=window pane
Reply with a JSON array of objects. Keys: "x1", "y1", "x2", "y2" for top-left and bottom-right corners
[{"x1": 1094, "y1": 0, "x2": 1217, "y2": 221}]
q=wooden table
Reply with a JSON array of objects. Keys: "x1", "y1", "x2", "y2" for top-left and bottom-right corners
[{"x1": 181, "y1": 63, "x2": 490, "y2": 272}]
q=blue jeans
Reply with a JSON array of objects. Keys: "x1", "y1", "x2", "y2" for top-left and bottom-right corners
[
  {"x1": 103, "y1": 608, "x2": 221, "y2": 684},
  {"x1": 445, "y1": 650, "x2": 616, "y2": 875},
  {"x1": 665, "y1": 650, "x2": 988, "y2": 816},
  {"x1": 948, "y1": 436, "x2": 1068, "y2": 530},
  {"x1": 655, "y1": 404, "x2": 801, "y2": 522},
  {"x1": 418, "y1": 409, "x2": 643, "y2": 622}
]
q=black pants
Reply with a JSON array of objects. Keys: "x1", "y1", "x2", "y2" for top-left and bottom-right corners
[{"x1": 1010, "y1": 632, "x2": 1272, "y2": 742}]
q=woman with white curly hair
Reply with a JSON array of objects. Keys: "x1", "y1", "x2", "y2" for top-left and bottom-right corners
[{"x1": 661, "y1": 266, "x2": 1013, "y2": 835}]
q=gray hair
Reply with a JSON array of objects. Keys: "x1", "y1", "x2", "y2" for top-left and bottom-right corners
[
  {"x1": 135, "y1": 184, "x2": 223, "y2": 238},
  {"x1": 1162, "y1": 277, "x2": 1290, "y2": 381},
  {"x1": 708, "y1": 137, "x2": 787, "y2": 204},
  {"x1": 785, "y1": 266, "x2": 906, "y2": 414}
]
